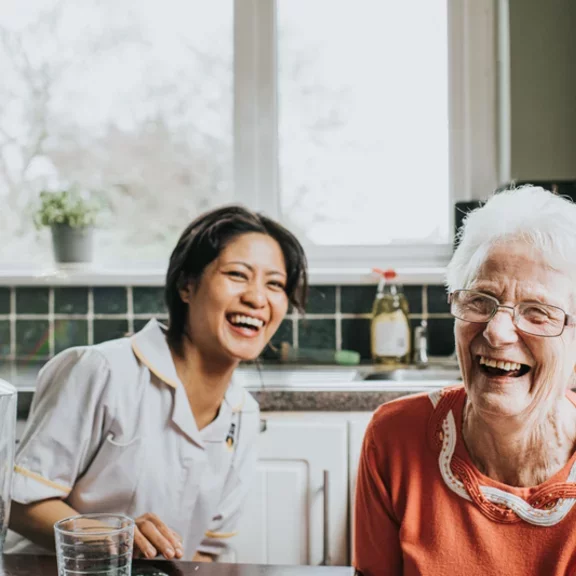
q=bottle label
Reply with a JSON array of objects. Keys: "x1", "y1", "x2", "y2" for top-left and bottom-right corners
[{"x1": 373, "y1": 313, "x2": 410, "y2": 357}]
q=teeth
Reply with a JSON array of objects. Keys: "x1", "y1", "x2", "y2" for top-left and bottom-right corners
[
  {"x1": 229, "y1": 314, "x2": 264, "y2": 328},
  {"x1": 479, "y1": 356, "x2": 522, "y2": 371}
]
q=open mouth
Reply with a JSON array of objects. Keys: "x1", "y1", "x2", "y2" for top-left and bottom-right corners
[
  {"x1": 226, "y1": 313, "x2": 265, "y2": 333},
  {"x1": 478, "y1": 355, "x2": 531, "y2": 378}
]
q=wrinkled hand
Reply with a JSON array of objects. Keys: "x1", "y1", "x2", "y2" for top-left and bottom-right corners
[{"x1": 133, "y1": 513, "x2": 183, "y2": 560}]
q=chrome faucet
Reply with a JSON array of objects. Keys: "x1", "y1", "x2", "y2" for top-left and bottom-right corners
[{"x1": 413, "y1": 320, "x2": 429, "y2": 367}]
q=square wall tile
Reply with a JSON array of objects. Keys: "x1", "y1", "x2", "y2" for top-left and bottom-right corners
[
  {"x1": 305, "y1": 286, "x2": 336, "y2": 314},
  {"x1": 427, "y1": 285, "x2": 450, "y2": 314},
  {"x1": 54, "y1": 320, "x2": 88, "y2": 353},
  {"x1": 427, "y1": 318, "x2": 455, "y2": 356},
  {"x1": 340, "y1": 285, "x2": 422, "y2": 315},
  {"x1": 404, "y1": 285, "x2": 423, "y2": 315},
  {"x1": 298, "y1": 319, "x2": 336, "y2": 350},
  {"x1": 261, "y1": 319, "x2": 293, "y2": 360},
  {"x1": 0, "y1": 320, "x2": 11, "y2": 357},
  {"x1": 133, "y1": 319, "x2": 152, "y2": 333},
  {"x1": 16, "y1": 288, "x2": 49, "y2": 314},
  {"x1": 270, "y1": 318, "x2": 293, "y2": 349},
  {"x1": 341, "y1": 286, "x2": 375, "y2": 314},
  {"x1": 341, "y1": 318, "x2": 371, "y2": 360},
  {"x1": 0, "y1": 288, "x2": 10, "y2": 314},
  {"x1": 94, "y1": 287, "x2": 127, "y2": 314},
  {"x1": 555, "y1": 182, "x2": 576, "y2": 199},
  {"x1": 93, "y1": 319, "x2": 129, "y2": 344},
  {"x1": 16, "y1": 320, "x2": 50, "y2": 357},
  {"x1": 133, "y1": 317, "x2": 169, "y2": 334},
  {"x1": 133, "y1": 287, "x2": 166, "y2": 314},
  {"x1": 54, "y1": 287, "x2": 88, "y2": 314}
]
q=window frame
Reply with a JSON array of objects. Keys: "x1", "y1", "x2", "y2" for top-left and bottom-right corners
[
  {"x1": 0, "y1": 0, "x2": 498, "y2": 279},
  {"x1": 233, "y1": 0, "x2": 499, "y2": 269}
]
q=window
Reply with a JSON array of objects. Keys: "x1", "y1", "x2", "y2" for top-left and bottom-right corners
[
  {"x1": 0, "y1": 0, "x2": 232, "y2": 264},
  {"x1": 0, "y1": 0, "x2": 496, "y2": 268},
  {"x1": 277, "y1": 0, "x2": 449, "y2": 246}
]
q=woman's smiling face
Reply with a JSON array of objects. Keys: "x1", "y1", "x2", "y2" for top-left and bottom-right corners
[
  {"x1": 455, "y1": 241, "x2": 576, "y2": 419},
  {"x1": 179, "y1": 232, "x2": 289, "y2": 364}
]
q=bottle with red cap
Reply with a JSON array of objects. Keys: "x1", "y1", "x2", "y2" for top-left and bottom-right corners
[{"x1": 370, "y1": 268, "x2": 411, "y2": 365}]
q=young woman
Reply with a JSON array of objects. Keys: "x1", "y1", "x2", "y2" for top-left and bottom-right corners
[{"x1": 7, "y1": 205, "x2": 308, "y2": 562}]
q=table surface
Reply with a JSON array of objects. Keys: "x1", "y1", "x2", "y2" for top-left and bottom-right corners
[{"x1": 0, "y1": 555, "x2": 355, "y2": 575}]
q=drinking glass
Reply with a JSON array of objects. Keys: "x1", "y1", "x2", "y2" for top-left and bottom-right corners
[
  {"x1": 0, "y1": 379, "x2": 17, "y2": 553},
  {"x1": 54, "y1": 513, "x2": 134, "y2": 576}
]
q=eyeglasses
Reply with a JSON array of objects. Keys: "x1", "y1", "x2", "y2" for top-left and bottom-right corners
[{"x1": 448, "y1": 289, "x2": 576, "y2": 337}]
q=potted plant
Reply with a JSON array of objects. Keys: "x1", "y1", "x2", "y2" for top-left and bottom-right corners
[{"x1": 34, "y1": 188, "x2": 101, "y2": 264}]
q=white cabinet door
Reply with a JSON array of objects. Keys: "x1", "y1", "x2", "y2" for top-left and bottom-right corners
[
  {"x1": 348, "y1": 416, "x2": 373, "y2": 556},
  {"x1": 232, "y1": 415, "x2": 348, "y2": 566}
]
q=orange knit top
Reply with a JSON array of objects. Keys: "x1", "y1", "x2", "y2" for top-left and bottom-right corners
[{"x1": 353, "y1": 386, "x2": 576, "y2": 576}]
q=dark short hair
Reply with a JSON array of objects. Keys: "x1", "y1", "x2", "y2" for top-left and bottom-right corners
[{"x1": 165, "y1": 205, "x2": 308, "y2": 352}]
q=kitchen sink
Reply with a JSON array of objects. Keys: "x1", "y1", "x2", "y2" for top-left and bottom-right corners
[
  {"x1": 233, "y1": 364, "x2": 462, "y2": 389},
  {"x1": 362, "y1": 367, "x2": 462, "y2": 382},
  {"x1": 234, "y1": 367, "x2": 361, "y2": 388}
]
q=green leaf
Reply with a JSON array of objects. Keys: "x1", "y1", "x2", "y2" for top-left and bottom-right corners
[{"x1": 33, "y1": 188, "x2": 102, "y2": 229}]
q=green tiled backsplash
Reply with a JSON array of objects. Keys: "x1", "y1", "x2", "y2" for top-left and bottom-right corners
[{"x1": 0, "y1": 285, "x2": 455, "y2": 361}]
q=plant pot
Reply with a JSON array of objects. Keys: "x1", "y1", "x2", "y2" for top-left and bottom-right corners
[{"x1": 50, "y1": 224, "x2": 94, "y2": 264}]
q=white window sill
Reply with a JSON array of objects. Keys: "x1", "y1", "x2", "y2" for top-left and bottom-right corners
[{"x1": 0, "y1": 265, "x2": 446, "y2": 286}]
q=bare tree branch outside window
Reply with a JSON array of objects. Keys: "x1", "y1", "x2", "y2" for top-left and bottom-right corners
[
  {"x1": 277, "y1": 0, "x2": 450, "y2": 246},
  {"x1": 0, "y1": 0, "x2": 232, "y2": 264}
]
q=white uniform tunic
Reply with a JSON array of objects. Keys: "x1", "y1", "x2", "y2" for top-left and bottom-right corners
[{"x1": 5, "y1": 319, "x2": 260, "y2": 559}]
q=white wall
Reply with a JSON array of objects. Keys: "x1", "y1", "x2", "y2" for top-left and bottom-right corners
[{"x1": 501, "y1": 0, "x2": 576, "y2": 181}]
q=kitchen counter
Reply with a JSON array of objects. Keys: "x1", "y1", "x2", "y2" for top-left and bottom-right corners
[
  {"x1": 0, "y1": 360, "x2": 453, "y2": 414},
  {"x1": 0, "y1": 555, "x2": 354, "y2": 575},
  {"x1": 250, "y1": 388, "x2": 433, "y2": 411}
]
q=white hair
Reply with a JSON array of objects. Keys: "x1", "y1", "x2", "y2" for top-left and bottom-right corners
[{"x1": 446, "y1": 186, "x2": 576, "y2": 292}]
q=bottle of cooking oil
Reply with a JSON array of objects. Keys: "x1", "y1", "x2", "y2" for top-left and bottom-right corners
[{"x1": 371, "y1": 269, "x2": 411, "y2": 365}]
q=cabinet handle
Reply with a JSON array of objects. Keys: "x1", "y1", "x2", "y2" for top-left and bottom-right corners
[
  {"x1": 320, "y1": 469, "x2": 331, "y2": 566},
  {"x1": 259, "y1": 419, "x2": 267, "y2": 433}
]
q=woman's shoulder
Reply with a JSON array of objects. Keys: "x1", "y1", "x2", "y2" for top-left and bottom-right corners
[
  {"x1": 38, "y1": 345, "x2": 111, "y2": 383},
  {"x1": 37, "y1": 334, "x2": 139, "y2": 396},
  {"x1": 43, "y1": 332, "x2": 134, "y2": 367},
  {"x1": 368, "y1": 385, "x2": 465, "y2": 440},
  {"x1": 93, "y1": 333, "x2": 138, "y2": 365},
  {"x1": 32, "y1": 346, "x2": 117, "y2": 410}
]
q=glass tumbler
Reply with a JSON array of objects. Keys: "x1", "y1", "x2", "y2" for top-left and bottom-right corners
[
  {"x1": 0, "y1": 379, "x2": 17, "y2": 553},
  {"x1": 54, "y1": 513, "x2": 135, "y2": 576}
]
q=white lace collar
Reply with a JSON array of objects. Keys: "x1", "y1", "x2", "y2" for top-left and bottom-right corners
[{"x1": 429, "y1": 389, "x2": 576, "y2": 526}]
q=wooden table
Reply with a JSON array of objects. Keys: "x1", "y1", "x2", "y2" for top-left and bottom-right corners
[{"x1": 0, "y1": 555, "x2": 355, "y2": 575}]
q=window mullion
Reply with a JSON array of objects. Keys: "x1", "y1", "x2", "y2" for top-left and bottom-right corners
[
  {"x1": 234, "y1": 0, "x2": 279, "y2": 218},
  {"x1": 448, "y1": 0, "x2": 498, "y2": 203}
]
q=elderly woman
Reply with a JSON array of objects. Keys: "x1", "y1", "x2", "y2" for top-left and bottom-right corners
[{"x1": 354, "y1": 186, "x2": 576, "y2": 575}]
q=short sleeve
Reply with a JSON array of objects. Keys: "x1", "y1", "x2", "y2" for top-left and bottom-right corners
[
  {"x1": 197, "y1": 406, "x2": 260, "y2": 557},
  {"x1": 12, "y1": 348, "x2": 112, "y2": 503}
]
